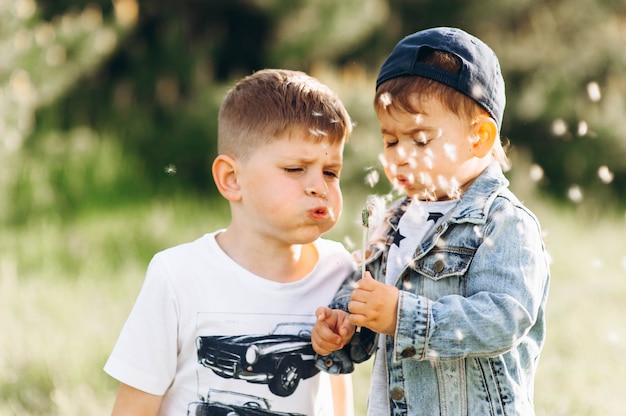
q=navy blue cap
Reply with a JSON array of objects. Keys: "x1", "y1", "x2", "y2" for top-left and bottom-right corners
[{"x1": 376, "y1": 27, "x2": 506, "y2": 129}]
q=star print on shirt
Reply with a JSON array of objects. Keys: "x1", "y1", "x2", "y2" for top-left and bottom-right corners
[
  {"x1": 427, "y1": 212, "x2": 444, "y2": 223},
  {"x1": 392, "y1": 230, "x2": 406, "y2": 247}
]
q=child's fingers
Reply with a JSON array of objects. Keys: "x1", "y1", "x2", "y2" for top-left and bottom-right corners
[{"x1": 315, "y1": 306, "x2": 330, "y2": 322}]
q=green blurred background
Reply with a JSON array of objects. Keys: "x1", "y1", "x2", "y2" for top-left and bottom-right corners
[{"x1": 1, "y1": 0, "x2": 625, "y2": 415}]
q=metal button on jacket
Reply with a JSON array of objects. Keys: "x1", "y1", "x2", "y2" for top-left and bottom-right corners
[
  {"x1": 401, "y1": 346, "x2": 417, "y2": 358},
  {"x1": 390, "y1": 387, "x2": 405, "y2": 401},
  {"x1": 433, "y1": 259, "x2": 445, "y2": 273}
]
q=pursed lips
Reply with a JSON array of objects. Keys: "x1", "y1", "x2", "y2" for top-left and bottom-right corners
[{"x1": 308, "y1": 206, "x2": 329, "y2": 220}]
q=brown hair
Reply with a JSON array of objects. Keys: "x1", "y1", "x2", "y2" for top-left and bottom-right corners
[
  {"x1": 374, "y1": 49, "x2": 510, "y2": 169},
  {"x1": 218, "y1": 69, "x2": 352, "y2": 159}
]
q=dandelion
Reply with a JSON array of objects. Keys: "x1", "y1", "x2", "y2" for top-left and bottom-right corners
[
  {"x1": 598, "y1": 166, "x2": 614, "y2": 184},
  {"x1": 164, "y1": 163, "x2": 177, "y2": 175}
]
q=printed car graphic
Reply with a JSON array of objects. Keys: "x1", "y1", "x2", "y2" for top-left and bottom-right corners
[
  {"x1": 196, "y1": 322, "x2": 318, "y2": 396},
  {"x1": 187, "y1": 389, "x2": 305, "y2": 416}
]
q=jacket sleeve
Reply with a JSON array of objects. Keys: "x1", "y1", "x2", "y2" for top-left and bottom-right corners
[
  {"x1": 316, "y1": 268, "x2": 379, "y2": 373},
  {"x1": 393, "y1": 199, "x2": 550, "y2": 361}
]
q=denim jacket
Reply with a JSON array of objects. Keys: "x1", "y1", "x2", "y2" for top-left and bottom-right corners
[{"x1": 317, "y1": 163, "x2": 550, "y2": 415}]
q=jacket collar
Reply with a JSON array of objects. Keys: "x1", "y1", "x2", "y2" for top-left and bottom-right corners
[{"x1": 448, "y1": 162, "x2": 509, "y2": 224}]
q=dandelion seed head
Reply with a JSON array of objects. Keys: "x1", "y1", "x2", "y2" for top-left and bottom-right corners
[
  {"x1": 567, "y1": 185, "x2": 583, "y2": 203},
  {"x1": 365, "y1": 195, "x2": 388, "y2": 231},
  {"x1": 551, "y1": 119, "x2": 568, "y2": 136},
  {"x1": 586, "y1": 81, "x2": 601, "y2": 102},
  {"x1": 529, "y1": 164, "x2": 544, "y2": 182},
  {"x1": 598, "y1": 166, "x2": 614, "y2": 184}
]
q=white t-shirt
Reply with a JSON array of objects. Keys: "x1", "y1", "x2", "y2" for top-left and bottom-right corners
[
  {"x1": 368, "y1": 199, "x2": 457, "y2": 415},
  {"x1": 104, "y1": 231, "x2": 355, "y2": 416}
]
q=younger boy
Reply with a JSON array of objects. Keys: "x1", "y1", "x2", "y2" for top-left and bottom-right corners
[
  {"x1": 105, "y1": 69, "x2": 356, "y2": 415},
  {"x1": 312, "y1": 27, "x2": 551, "y2": 415}
]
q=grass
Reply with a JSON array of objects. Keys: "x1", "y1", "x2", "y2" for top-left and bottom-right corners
[{"x1": 3, "y1": 187, "x2": 626, "y2": 415}]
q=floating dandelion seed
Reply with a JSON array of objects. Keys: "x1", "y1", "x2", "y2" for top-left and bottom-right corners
[
  {"x1": 577, "y1": 120, "x2": 588, "y2": 137},
  {"x1": 567, "y1": 185, "x2": 583, "y2": 203},
  {"x1": 471, "y1": 83, "x2": 484, "y2": 100},
  {"x1": 587, "y1": 81, "x2": 602, "y2": 102},
  {"x1": 591, "y1": 258, "x2": 603, "y2": 269},
  {"x1": 598, "y1": 166, "x2": 614, "y2": 184},
  {"x1": 379, "y1": 92, "x2": 393, "y2": 109},
  {"x1": 529, "y1": 164, "x2": 544, "y2": 182},
  {"x1": 607, "y1": 331, "x2": 619, "y2": 344},
  {"x1": 343, "y1": 236, "x2": 355, "y2": 251},
  {"x1": 164, "y1": 164, "x2": 177, "y2": 175},
  {"x1": 308, "y1": 128, "x2": 327, "y2": 137},
  {"x1": 364, "y1": 169, "x2": 380, "y2": 188},
  {"x1": 454, "y1": 329, "x2": 464, "y2": 343},
  {"x1": 551, "y1": 119, "x2": 568, "y2": 136},
  {"x1": 443, "y1": 143, "x2": 457, "y2": 162}
]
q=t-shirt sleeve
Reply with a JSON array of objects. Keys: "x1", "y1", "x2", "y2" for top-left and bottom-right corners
[{"x1": 104, "y1": 254, "x2": 180, "y2": 395}]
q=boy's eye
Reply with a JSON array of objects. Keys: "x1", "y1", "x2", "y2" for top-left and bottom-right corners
[
  {"x1": 383, "y1": 137, "x2": 398, "y2": 148},
  {"x1": 284, "y1": 167, "x2": 304, "y2": 174},
  {"x1": 324, "y1": 170, "x2": 340, "y2": 179}
]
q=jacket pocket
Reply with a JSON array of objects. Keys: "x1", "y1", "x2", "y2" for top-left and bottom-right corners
[{"x1": 410, "y1": 247, "x2": 475, "y2": 298}]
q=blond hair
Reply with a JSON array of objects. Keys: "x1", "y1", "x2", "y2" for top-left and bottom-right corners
[
  {"x1": 374, "y1": 49, "x2": 510, "y2": 170},
  {"x1": 218, "y1": 69, "x2": 352, "y2": 159}
]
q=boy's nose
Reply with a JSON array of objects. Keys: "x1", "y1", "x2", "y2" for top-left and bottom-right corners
[
  {"x1": 305, "y1": 186, "x2": 328, "y2": 199},
  {"x1": 392, "y1": 143, "x2": 417, "y2": 165},
  {"x1": 305, "y1": 174, "x2": 329, "y2": 199}
]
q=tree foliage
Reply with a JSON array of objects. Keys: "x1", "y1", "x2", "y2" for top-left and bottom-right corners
[{"x1": 3, "y1": 0, "x2": 626, "y2": 216}]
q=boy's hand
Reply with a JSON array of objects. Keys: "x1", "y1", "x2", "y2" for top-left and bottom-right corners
[
  {"x1": 312, "y1": 307, "x2": 355, "y2": 355},
  {"x1": 348, "y1": 272, "x2": 399, "y2": 335}
]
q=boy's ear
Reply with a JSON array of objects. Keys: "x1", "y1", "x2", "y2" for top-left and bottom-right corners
[
  {"x1": 212, "y1": 154, "x2": 241, "y2": 202},
  {"x1": 471, "y1": 118, "x2": 498, "y2": 158}
]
